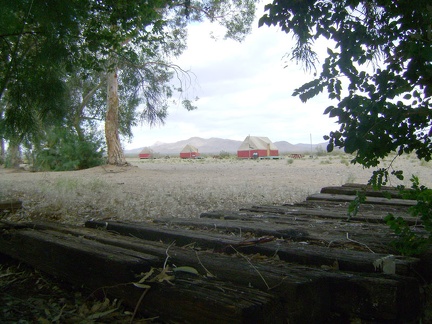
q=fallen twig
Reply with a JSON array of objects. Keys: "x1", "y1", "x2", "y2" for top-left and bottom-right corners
[
  {"x1": 195, "y1": 250, "x2": 216, "y2": 278},
  {"x1": 346, "y1": 233, "x2": 375, "y2": 253},
  {"x1": 230, "y1": 245, "x2": 271, "y2": 290}
]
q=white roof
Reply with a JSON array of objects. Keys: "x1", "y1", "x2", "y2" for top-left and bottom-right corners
[
  {"x1": 139, "y1": 147, "x2": 154, "y2": 154},
  {"x1": 180, "y1": 144, "x2": 199, "y2": 153},
  {"x1": 238, "y1": 136, "x2": 278, "y2": 151}
]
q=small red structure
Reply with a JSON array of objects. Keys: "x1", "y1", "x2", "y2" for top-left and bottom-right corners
[
  {"x1": 138, "y1": 147, "x2": 154, "y2": 159},
  {"x1": 180, "y1": 144, "x2": 200, "y2": 159},
  {"x1": 237, "y1": 136, "x2": 279, "y2": 159}
]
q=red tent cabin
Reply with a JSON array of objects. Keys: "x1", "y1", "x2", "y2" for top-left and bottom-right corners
[
  {"x1": 138, "y1": 147, "x2": 154, "y2": 159},
  {"x1": 237, "y1": 136, "x2": 279, "y2": 159},
  {"x1": 180, "y1": 144, "x2": 200, "y2": 159}
]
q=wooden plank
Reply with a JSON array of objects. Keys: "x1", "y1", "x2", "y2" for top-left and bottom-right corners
[
  {"x1": 0, "y1": 224, "x2": 286, "y2": 323},
  {"x1": 0, "y1": 221, "x2": 423, "y2": 322},
  {"x1": 87, "y1": 218, "x2": 398, "y2": 255},
  {"x1": 235, "y1": 205, "x2": 418, "y2": 225},
  {"x1": 85, "y1": 219, "x2": 242, "y2": 250},
  {"x1": 150, "y1": 218, "x2": 419, "y2": 276},
  {"x1": 320, "y1": 185, "x2": 405, "y2": 198},
  {"x1": 86, "y1": 219, "x2": 419, "y2": 276},
  {"x1": 80, "y1": 221, "x2": 423, "y2": 322},
  {"x1": 0, "y1": 222, "x2": 328, "y2": 322},
  {"x1": 133, "y1": 277, "x2": 285, "y2": 324},
  {"x1": 306, "y1": 193, "x2": 417, "y2": 206},
  {"x1": 327, "y1": 272, "x2": 421, "y2": 321},
  {"x1": 150, "y1": 215, "x2": 402, "y2": 254},
  {"x1": 0, "y1": 227, "x2": 158, "y2": 288},
  {"x1": 289, "y1": 200, "x2": 412, "y2": 214}
]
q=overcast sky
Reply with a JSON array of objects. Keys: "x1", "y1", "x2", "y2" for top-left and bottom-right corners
[{"x1": 125, "y1": 8, "x2": 338, "y2": 150}]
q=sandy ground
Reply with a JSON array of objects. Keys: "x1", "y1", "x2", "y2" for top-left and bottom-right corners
[{"x1": 1, "y1": 155, "x2": 431, "y2": 224}]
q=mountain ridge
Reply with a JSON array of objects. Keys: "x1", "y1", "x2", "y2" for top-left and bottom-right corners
[{"x1": 126, "y1": 137, "x2": 327, "y2": 155}]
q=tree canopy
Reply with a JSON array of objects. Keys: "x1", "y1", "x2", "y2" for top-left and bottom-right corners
[
  {"x1": 259, "y1": 0, "x2": 432, "y2": 170},
  {"x1": 1, "y1": 0, "x2": 258, "y2": 167}
]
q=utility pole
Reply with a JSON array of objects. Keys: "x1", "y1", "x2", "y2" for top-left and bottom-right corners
[{"x1": 310, "y1": 133, "x2": 313, "y2": 157}]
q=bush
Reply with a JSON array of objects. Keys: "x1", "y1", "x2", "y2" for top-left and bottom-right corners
[
  {"x1": 219, "y1": 151, "x2": 231, "y2": 159},
  {"x1": 33, "y1": 129, "x2": 105, "y2": 171}
]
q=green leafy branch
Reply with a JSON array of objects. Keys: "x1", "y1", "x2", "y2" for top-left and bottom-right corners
[
  {"x1": 384, "y1": 175, "x2": 432, "y2": 256},
  {"x1": 347, "y1": 190, "x2": 366, "y2": 220}
]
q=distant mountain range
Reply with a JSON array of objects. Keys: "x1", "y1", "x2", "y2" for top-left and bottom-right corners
[{"x1": 125, "y1": 137, "x2": 327, "y2": 155}]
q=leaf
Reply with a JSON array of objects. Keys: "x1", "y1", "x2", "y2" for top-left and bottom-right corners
[
  {"x1": 173, "y1": 266, "x2": 199, "y2": 275},
  {"x1": 151, "y1": 267, "x2": 175, "y2": 285},
  {"x1": 87, "y1": 307, "x2": 119, "y2": 320},
  {"x1": 137, "y1": 268, "x2": 155, "y2": 283},
  {"x1": 323, "y1": 105, "x2": 334, "y2": 115},
  {"x1": 132, "y1": 282, "x2": 151, "y2": 289}
]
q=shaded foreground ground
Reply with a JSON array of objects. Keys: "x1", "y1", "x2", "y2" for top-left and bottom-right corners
[{"x1": 1, "y1": 155, "x2": 432, "y2": 322}]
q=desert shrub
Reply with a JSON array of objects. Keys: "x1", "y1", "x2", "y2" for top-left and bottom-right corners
[
  {"x1": 219, "y1": 151, "x2": 231, "y2": 159},
  {"x1": 320, "y1": 159, "x2": 331, "y2": 165},
  {"x1": 286, "y1": 158, "x2": 294, "y2": 165},
  {"x1": 420, "y1": 160, "x2": 432, "y2": 168},
  {"x1": 345, "y1": 173, "x2": 356, "y2": 184},
  {"x1": 315, "y1": 146, "x2": 327, "y2": 156},
  {"x1": 32, "y1": 129, "x2": 105, "y2": 171},
  {"x1": 340, "y1": 158, "x2": 349, "y2": 166}
]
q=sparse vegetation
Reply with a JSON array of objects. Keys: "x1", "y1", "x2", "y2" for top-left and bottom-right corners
[
  {"x1": 320, "y1": 159, "x2": 332, "y2": 165},
  {"x1": 219, "y1": 150, "x2": 232, "y2": 159},
  {"x1": 420, "y1": 160, "x2": 432, "y2": 168},
  {"x1": 2, "y1": 155, "x2": 429, "y2": 225},
  {"x1": 345, "y1": 173, "x2": 356, "y2": 184}
]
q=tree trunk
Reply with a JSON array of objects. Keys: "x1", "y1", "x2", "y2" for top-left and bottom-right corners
[
  {"x1": 0, "y1": 137, "x2": 5, "y2": 164},
  {"x1": 6, "y1": 141, "x2": 21, "y2": 168},
  {"x1": 105, "y1": 67, "x2": 127, "y2": 165}
]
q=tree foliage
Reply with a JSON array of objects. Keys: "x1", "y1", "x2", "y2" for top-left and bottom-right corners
[
  {"x1": 259, "y1": 0, "x2": 432, "y2": 255},
  {"x1": 259, "y1": 0, "x2": 432, "y2": 168},
  {"x1": 1, "y1": 0, "x2": 258, "y2": 167},
  {"x1": 0, "y1": 1, "x2": 88, "y2": 140}
]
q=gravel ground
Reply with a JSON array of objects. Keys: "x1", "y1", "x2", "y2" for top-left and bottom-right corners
[
  {"x1": 1, "y1": 154, "x2": 431, "y2": 323},
  {"x1": 1, "y1": 154, "x2": 431, "y2": 225}
]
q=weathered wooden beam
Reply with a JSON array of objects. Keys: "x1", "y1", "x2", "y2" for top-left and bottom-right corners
[
  {"x1": 1, "y1": 220, "x2": 423, "y2": 322},
  {"x1": 320, "y1": 185, "x2": 405, "y2": 199},
  {"x1": 152, "y1": 215, "x2": 399, "y2": 254},
  {"x1": 0, "y1": 228, "x2": 158, "y2": 287},
  {"x1": 84, "y1": 220, "x2": 422, "y2": 321},
  {"x1": 0, "y1": 225, "x2": 286, "y2": 323},
  {"x1": 0, "y1": 222, "x2": 327, "y2": 322},
  {"x1": 140, "y1": 218, "x2": 419, "y2": 277},
  {"x1": 306, "y1": 193, "x2": 417, "y2": 206},
  {"x1": 327, "y1": 272, "x2": 421, "y2": 322},
  {"x1": 235, "y1": 204, "x2": 414, "y2": 224}
]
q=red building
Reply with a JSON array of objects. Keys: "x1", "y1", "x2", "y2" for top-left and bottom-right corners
[
  {"x1": 138, "y1": 147, "x2": 154, "y2": 159},
  {"x1": 237, "y1": 136, "x2": 279, "y2": 159},
  {"x1": 180, "y1": 144, "x2": 200, "y2": 159}
]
